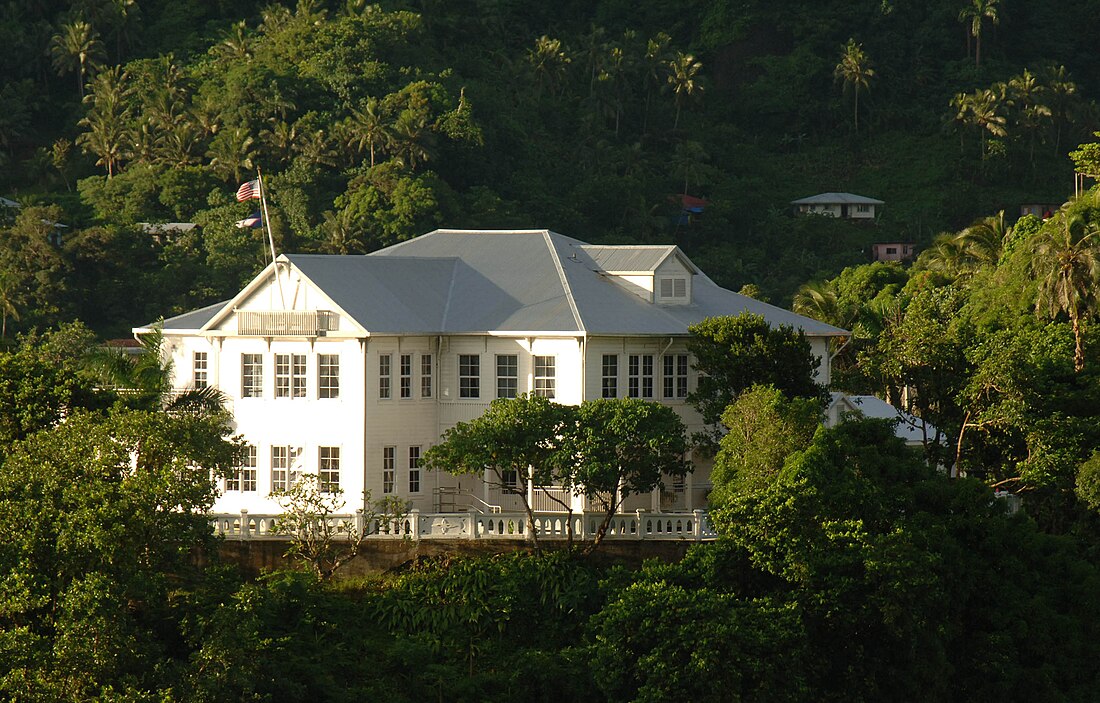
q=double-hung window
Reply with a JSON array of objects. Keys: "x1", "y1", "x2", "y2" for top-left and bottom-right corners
[
  {"x1": 318, "y1": 354, "x2": 339, "y2": 398},
  {"x1": 319, "y1": 447, "x2": 340, "y2": 491},
  {"x1": 409, "y1": 446, "x2": 421, "y2": 493},
  {"x1": 460, "y1": 354, "x2": 480, "y2": 398},
  {"x1": 628, "y1": 354, "x2": 654, "y2": 398},
  {"x1": 496, "y1": 354, "x2": 518, "y2": 398},
  {"x1": 383, "y1": 447, "x2": 395, "y2": 494},
  {"x1": 193, "y1": 352, "x2": 208, "y2": 389},
  {"x1": 421, "y1": 354, "x2": 433, "y2": 398},
  {"x1": 400, "y1": 354, "x2": 412, "y2": 398},
  {"x1": 271, "y1": 445, "x2": 301, "y2": 492},
  {"x1": 663, "y1": 354, "x2": 688, "y2": 399},
  {"x1": 275, "y1": 353, "x2": 306, "y2": 398},
  {"x1": 602, "y1": 354, "x2": 618, "y2": 398},
  {"x1": 226, "y1": 445, "x2": 256, "y2": 491},
  {"x1": 379, "y1": 354, "x2": 392, "y2": 399},
  {"x1": 533, "y1": 356, "x2": 555, "y2": 398},
  {"x1": 242, "y1": 354, "x2": 263, "y2": 398}
]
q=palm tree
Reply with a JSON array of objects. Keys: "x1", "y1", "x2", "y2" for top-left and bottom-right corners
[
  {"x1": 1008, "y1": 69, "x2": 1051, "y2": 167},
  {"x1": 206, "y1": 127, "x2": 256, "y2": 183},
  {"x1": 49, "y1": 20, "x2": 107, "y2": 98},
  {"x1": 389, "y1": 110, "x2": 433, "y2": 170},
  {"x1": 77, "y1": 71, "x2": 132, "y2": 179},
  {"x1": 959, "y1": 0, "x2": 999, "y2": 67},
  {"x1": 214, "y1": 21, "x2": 251, "y2": 64},
  {"x1": 834, "y1": 39, "x2": 875, "y2": 133},
  {"x1": 1043, "y1": 64, "x2": 1078, "y2": 155},
  {"x1": 953, "y1": 87, "x2": 1008, "y2": 163},
  {"x1": 641, "y1": 32, "x2": 671, "y2": 134},
  {"x1": 527, "y1": 36, "x2": 571, "y2": 99},
  {"x1": 956, "y1": 210, "x2": 1011, "y2": 266},
  {"x1": 1031, "y1": 208, "x2": 1100, "y2": 371},
  {"x1": 346, "y1": 98, "x2": 390, "y2": 167},
  {"x1": 666, "y1": 52, "x2": 703, "y2": 130},
  {"x1": 792, "y1": 280, "x2": 843, "y2": 327},
  {"x1": 89, "y1": 327, "x2": 228, "y2": 415}
]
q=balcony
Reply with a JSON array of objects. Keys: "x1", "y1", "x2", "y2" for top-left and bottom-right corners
[{"x1": 236, "y1": 310, "x2": 338, "y2": 336}]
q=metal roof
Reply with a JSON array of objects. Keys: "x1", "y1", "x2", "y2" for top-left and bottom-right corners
[
  {"x1": 150, "y1": 300, "x2": 229, "y2": 331},
  {"x1": 791, "y1": 192, "x2": 884, "y2": 205},
  {"x1": 150, "y1": 229, "x2": 848, "y2": 338},
  {"x1": 830, "y1": 393, "x2": 936, "y2": 443},
  {"x1": 579, "y1": 245, "x2": 685, "y2": 273}
]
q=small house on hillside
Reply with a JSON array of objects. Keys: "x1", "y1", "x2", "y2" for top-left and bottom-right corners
[
  {"x1": 871, "y1": 242, "x2": 914, "y2": 262},
  {"x1": 1019, "y1": 203, "x2": 1057, "y2": 220},
  {"x1": 792, "y1": 192, "x2": 883, "y2": 220},
  {"x1": 140, "y1": 222, "x2": 201, "y2": 245},
  {"x1": 828, "y1": 393, "x2": 938, "y2": 447}
]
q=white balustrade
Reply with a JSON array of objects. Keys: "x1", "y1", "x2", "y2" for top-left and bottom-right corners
[{"x1": 209, "y1": 509, "x2": 716, "y2": 542}]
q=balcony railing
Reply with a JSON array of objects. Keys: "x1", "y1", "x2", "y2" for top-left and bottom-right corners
[
  {"x1": 236, "y1": 310, "x2": 338, "y2": 336},
  {"x1": 211, "y1": 509, "x2": 717, "y2": 542}
]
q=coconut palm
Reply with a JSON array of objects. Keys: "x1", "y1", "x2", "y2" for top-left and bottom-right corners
[
  {"x1": 206, "y1": 127, "x2": 256, "y2": 183},
  {"x1": 49, "y1": 20, "x2": 107, "y2": 98},
  {"x1": 959, "y1": 0, "x2": 999, "y2": 67},
  {"x1": 345, "y1": 98, "x2": 390, "y2": 167},
  {"x1": 1030, "y1": 208, "x2": 1100, "y2": 371},
  {"x1": 793, "y1": 280, "x2": 844, "y2": 327},
  {"x1": 666, "y1": 52, "x2": 703, "y2": 130},
  {"x1": 527, "y1": 35, "x2": 571, "y2": 99},
  {"x1": 956, "y1": 210, "x2": 1011, "y2": 266},
  {"x1": 77, "y1": 73, "x2": 131, "y2": 178},
  {"x1": 834, "y1": 39, "x2": 875, "y2": 132}
]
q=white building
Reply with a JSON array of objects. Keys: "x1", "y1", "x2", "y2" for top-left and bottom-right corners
[
  {"x1": 137, "y1": 229, "x2": 846, "y2": 522},
  {"x1": 791, "y1": 192, "x2": 883, "y2": 220}
]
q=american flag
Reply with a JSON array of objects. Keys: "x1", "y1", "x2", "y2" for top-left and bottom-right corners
[
  {"x1": 236, "y1": 179, "x2": 260, "y2": 201},
  {"x1": 235, "y1": 212, "x2": 262, "y2": 229}
]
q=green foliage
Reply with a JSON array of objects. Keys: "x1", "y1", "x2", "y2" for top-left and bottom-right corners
[
  {"x1": 711, "y1": 384, "x2": 822, "y2": 500},
  {"x1": 688, "y1": 313, "x2": 827, "y2": 429}
]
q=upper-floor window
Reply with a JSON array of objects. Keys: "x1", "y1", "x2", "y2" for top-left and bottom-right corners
[
  {"x1": 663, "y1": 354, "x2": 688, "y2": 399},
  {"x1": 460, "y1": 354, "x2": 480, "y2": 398},
  {"x1": 533, "y1": 356, "x2": 555, "y2": 398},
  {"x1": 400, "y1": 354, "x2": 413, "y2": 398},
  {"x1": 271, "y1": 445, "x2": 301, "y2": 492},
  {"x1": 318, "y1": 354, "x2": 339, "y2": 398},
  {"x1": 602, "y1": 354, "x2": 618, "y2": 398},
  {"x1": 379, "y1": 354, "x2": 392, "y2": 399},
  {"x1": 409, "y1": 446, "x2": 421, "y2": 493},
  {"x1": 242, "y1": 354, "x2": 263, "y2": 398},
  {"x1": 319, "y1": 446, "x2": 340, "y2": 492},
  {"x1": 628, "y1": 354, "x2": 654, "y2": 398},
  {"x1": 421, "y1": 354, "x2": 433, "y2": 398},
  {"x1": 193, "y1": 352, "x2": 208, "y2": 389},
  {"x1": 275, "y1": 353, "x2": 306, "y2": 398},
  {"x1": 658, "y1": 277, "x2": 687, "y2": 300},
  {"x1": 496, "y1": 354, "x2": 518, "y2": 398},
  {"x1": 382, "y1": 446, "x2": 395, "y2": 494}
]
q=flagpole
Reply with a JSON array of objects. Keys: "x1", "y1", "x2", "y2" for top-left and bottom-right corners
[{"x1": 257, "y1": 167, "x2": 285, "y2": 308}]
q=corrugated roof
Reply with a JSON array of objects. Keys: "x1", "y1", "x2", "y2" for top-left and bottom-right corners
[
  {"x1": 831, "y1": 393, "x2": 936, "y2": 443},
  {"x1": 791, "y1": 192, "x2": 884, "y2": 205},
  {"x1": 156, "y1": 300, "x2": 228, "y2": 331},
  {"x1": 579, "y1": 245, "x2": 678, "y2": 272},
  {"x1": 149, "y1": 230, "x2": 848, "y2": 338}
]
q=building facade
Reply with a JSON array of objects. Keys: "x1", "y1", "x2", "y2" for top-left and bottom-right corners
[{"x1": 138, "y1": 229, "x2": 846, "y2": 518}]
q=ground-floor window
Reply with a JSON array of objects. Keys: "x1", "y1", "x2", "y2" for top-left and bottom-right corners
[{"x1": 319, "y1": 446, "x2": 340, "y2": 491}]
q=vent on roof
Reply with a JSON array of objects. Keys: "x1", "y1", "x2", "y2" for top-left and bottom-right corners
[
  {"x1": 236, "y1": 310, "x2": 338, "y2": 336},
  {"x1": 657, "y1": 276, "x2": 689, "y2": 304}
]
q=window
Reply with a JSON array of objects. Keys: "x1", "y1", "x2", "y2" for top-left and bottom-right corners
[
  {"x1": 318, "y1": 354, "x2": 339, "y2": 398},
  {"x1": 659, "y1": 277, "x2": 687, "y2": 299},
  {"x1": 602, "y1": 354, "x2": 618, "y2": 398},
  {"x1": 886, "y1": 247, "x2": 898, "y2": 255},
  {"x1": 421, "y1": 354, "x2": 433, "y2": 398},
  {"x1": 379, "y1": 354, "x2": 391, "y2": 399},
  {"x1": 460, "y1": 354, "x2": 480, "y2": 398},
  {"x1": 663, "y1": 354, "x2": 688, "y2": 399},
  {"x1": 400, "y1": 354, "x2": 412, "y2": 398},
  {"x1": 226, "y1": 445, "x2": 256, "y2": 492},
  {"x1": 383, "y1": 446, "x2": 395, "y2": 494},
  {"x1": 271, "y1": 445, "x2": 301, "y2": 492},
  {"x1": 501, "y1": 468, "x2": 520, "y2": 492},
  {"x1": 275, "y1": 353, "x2": 306, "y2": 398},
  {"x1": 496, "y1": 354, "x2": 517, "y2": 398},
  {"x1": 409, "y1": 446, "x2": 421, "y2": 493},
  {"x1": 628, "y1": 354, "x2": 654, "y2": 398},
  {"x1": 319, "y1": 447, "x2": 340, "y2": 492},
  {"x1": 193, "y1": 352, "x2": 208, "y2": 389},
  {"x1": 857, "y1": 204, "x2": 870, "y2": 213},
  {"x1": 533, "y1": 355, "x2": 555, "y2": 398},
  {"x1": 242, "y1": 354, "x2": 263, "y2": 398}
]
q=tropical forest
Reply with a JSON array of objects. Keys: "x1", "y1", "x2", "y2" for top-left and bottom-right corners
[{"x1": 4, "y1": 0, "x2": 1100, "y2": 700}]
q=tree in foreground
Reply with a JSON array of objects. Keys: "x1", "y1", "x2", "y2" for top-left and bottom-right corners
[
  {"x1": 688, "y1": 313, "x2": 828, "y2": 445},
  {"x1": 423, "y1": 394, "x2": 574, "y2": 551},
  {"x1": 0, "y1": 408, "x2": 238, "y2": 701},
  {"x1": 563, "y1": 398, "x2": 688, "y2": 550}
]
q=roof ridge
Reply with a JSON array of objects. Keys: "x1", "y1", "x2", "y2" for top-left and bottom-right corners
[
  {"x1": 440, "y1": 259, "x2": 459, "y2": 330},
  {"x1": 545, "y1": 231, "x2": 585, "y2": 333}
]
